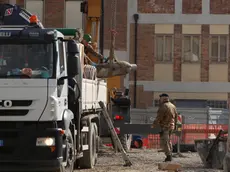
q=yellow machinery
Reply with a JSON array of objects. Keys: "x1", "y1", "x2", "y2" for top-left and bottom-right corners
[{"x1": 81, "y1": 0, "x2": 122, "y2": 100}]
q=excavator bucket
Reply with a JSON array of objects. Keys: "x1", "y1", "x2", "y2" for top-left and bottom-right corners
[
  {"x1": 96, "y1": 61, "x2": 137, "y2": 78},
  {"x1": 96, "y1": 30, "x2": 137, "y2": 78}
]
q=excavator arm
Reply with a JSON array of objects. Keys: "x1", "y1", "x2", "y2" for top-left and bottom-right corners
[{"x1": 80, "y1": 0, "x2": 137, "y2": 79}]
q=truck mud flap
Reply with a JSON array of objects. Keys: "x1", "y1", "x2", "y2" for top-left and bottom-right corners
[{"x1": 81, "y1": 126, "x2": 89, "y2": 151}]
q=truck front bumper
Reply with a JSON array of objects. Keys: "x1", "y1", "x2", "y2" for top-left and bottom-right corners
[
  {"x1": 0, "y1": 159, "x2": 61, "y2": 171},
  {"x1": 0, "y1": 122, "x2": 64, "y2": 171}
]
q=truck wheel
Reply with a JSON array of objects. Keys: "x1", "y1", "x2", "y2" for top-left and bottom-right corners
[
  {"x1": 118, "y1": 134, "x2": 132, "y2": 152},
  {"x1": 56, "y1": 129, "x2": 75, "y2": 172},
  {"x1": 80, "y1": 122, "x2": 97, "y2": 169}
]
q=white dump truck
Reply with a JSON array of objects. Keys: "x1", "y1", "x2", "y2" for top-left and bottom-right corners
[{"x1": 0, "y1": 3, "x2": 106, "y2": 172}]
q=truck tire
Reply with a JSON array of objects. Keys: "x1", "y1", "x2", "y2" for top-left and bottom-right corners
[
  {"x1": 112, "y1": 134, "x2": 132, "y2": 152},
  {"x1": 80, "y1": 122, "x2": 97, "y2": 169},
  {"x1": 56, "y1": 129, "x2": 75, "y2": 172}
]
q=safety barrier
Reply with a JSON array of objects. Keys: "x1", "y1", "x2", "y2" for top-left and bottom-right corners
[{"x1": 144, "y1": 124, "x2": 228, "y2": 149}]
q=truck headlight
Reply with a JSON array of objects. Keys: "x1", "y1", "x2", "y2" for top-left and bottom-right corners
[{"x1": 36, "y1": 137, "x2": 55, "y2": 146}]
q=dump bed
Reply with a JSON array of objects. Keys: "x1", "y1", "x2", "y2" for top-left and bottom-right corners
[
  {"x1": 82, "y1": 78, "x2": 107, "y2": 110},
  {"x1": 77, "y1": 44, "x2": 107, "y2": 111}
]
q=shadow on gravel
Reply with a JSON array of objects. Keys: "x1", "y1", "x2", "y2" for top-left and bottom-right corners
[{"x1": 95, "y1": 164, "x2": 124, "y2": 167}]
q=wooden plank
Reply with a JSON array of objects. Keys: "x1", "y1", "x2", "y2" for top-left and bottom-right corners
[{"x1": 158, "y1": 162, "x2": 182, "y2": 171}]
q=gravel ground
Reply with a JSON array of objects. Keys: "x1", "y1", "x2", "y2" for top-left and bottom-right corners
[{"x1": 77, "y1": 148, "x2": 224, "y2": 172}]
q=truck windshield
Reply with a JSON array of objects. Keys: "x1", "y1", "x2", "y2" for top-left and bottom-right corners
[{"x1": 0, "y1": 43, "x2": 54, "y2": 78}]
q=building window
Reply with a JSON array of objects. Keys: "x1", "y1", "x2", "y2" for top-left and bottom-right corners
[
  {"x1": 210, "y1": 35, "x2": 228, "y2": 63},
  {"x1": 155, "y1": 35, "x2": 173, "y2": 62},
  {"x1": 183, "y1": 35, "x2": 200, "y2": 62}
]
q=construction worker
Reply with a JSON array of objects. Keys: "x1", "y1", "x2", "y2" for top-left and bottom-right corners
[
  {"x1": 152, "y1": 93, "x2": 178, "y2": 162},
  {"x1": 81, "y1": 34, "x2": 107, "y2": 64}
]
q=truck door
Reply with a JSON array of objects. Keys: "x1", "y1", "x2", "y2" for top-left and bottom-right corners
[{"x1": 57, "y1": 40, "x2": 68, "y2": 110}]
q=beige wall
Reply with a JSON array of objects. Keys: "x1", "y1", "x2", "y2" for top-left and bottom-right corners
[
  {"x1": 182, "y1": 25, "x2": 201, "y2": 34},
  {"x1": 210, "y1": 25, "x2": 229, "y2": 34},
  {"x1": 154, "y1": 64, "x2": 173, "y2": 81},
  {"x1": 181, "y1": 64, "x2": 200, "y2": 81},
  {"x1": 155, "y1": 24, "x2": 174, "y2": 34},
  {"x1": 209, "y1": 64, "x2": 228, "y2": 82},
  {"x1": 153, "y1": 63, "x2": 228, "y2": 100}
]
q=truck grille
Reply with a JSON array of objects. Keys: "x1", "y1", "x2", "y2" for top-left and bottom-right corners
[
  {"x1": 0, "y1": 100, "x2": 33, "y2": 116},
  {"x1": 0, "y1": 110, "x2": 29, "y2": 116},
  {"x1": 11, "y1": 100, "x2": 32, "y2": 107}
]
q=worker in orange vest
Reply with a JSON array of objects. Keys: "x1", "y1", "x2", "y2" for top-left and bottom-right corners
[{"x1": 152, "y1": 93, "x2": 178, "y2": 162}]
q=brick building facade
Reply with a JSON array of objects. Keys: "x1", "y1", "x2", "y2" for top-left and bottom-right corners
[
  {"x1": 127, "y1": 0, "x2": 230, "y2": 109},
  {"x1": 2, "y1": 0, "x2": 230, "y2": 109}
]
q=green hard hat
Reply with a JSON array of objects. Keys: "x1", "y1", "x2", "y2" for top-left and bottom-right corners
[{"x1": 83, "y1": 34, "x2": 92, "y2": 43}]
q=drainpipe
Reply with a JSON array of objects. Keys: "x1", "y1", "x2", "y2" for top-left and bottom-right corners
[
  {"x1": 99, "y1": 0, "x2": 104, "y2": 55},
  {"x1": 133, "y1": 14, "x2": 139, "y2": 108}
]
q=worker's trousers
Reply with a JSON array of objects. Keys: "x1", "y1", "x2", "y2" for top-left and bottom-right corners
[{"x1": 159, "y1": 129, "x2": 173, "y2": 156}]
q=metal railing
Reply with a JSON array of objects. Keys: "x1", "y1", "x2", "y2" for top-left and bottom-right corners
[
  {"x1": 130, "y1": 107, "x2": 229, "y2": 148},
  {"x1": 130, "y1": 107, "x2": 229, "y2": 125}
]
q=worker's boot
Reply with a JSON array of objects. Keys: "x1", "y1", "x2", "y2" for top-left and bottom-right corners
[{"x1": 164, "y1": 155, "x2": 172, "y2": 162}]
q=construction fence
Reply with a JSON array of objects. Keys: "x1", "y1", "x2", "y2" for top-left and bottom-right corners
[{"x1": 131, "y1": 107, "x2": 229, "y2": 149}]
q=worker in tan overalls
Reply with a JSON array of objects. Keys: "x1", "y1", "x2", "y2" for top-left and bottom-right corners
[
  {"x1": 152, "y1": 93, "x2": 178, "y2": 162},
  {"x1": 81, "y1": 34, "x2": 107, "y2": 65}
]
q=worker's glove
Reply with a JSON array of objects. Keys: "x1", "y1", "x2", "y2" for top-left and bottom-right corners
[{"x1": 91, "y1": 62, "x2": 97, "y2": 67}]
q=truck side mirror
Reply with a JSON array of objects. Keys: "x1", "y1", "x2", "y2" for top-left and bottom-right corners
[
  {"x1": 124, "y1": 89, "x2": 129, "y2": 96},
  {"x1": 67, "y1": 55, "x2": 78, "y2": 77},
  {"x1": 67, "y1": 40, "x2": 79, "y2": 77},
  {"x1": 67, "y1": 39, "x2": 79, "y2": 54}
]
